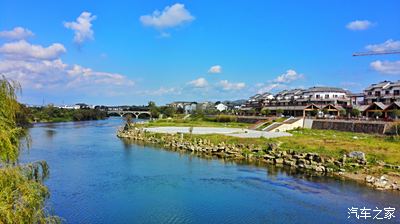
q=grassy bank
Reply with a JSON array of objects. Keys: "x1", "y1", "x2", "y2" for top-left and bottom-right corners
[
  {"x1": 141, "y1": 117, "x2": 400, "y2": 167},
  {"x1": 191, "y1": 129, "x2": 400, "y2": 165}
]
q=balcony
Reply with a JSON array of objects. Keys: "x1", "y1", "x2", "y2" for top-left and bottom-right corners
[{"x1": 382, "y1": 93, "x2": 400, "y2": 98}]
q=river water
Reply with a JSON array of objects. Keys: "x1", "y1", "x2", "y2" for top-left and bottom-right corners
[{"x1": 20, "y1": 118, "x2": 400, "y2": 223}]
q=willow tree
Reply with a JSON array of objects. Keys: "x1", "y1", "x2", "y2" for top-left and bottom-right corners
[{"x1": 0, "y1": 77, "x2": 59, "y2": 223}]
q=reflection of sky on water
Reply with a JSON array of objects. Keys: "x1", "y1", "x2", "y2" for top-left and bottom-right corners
[{"x1": 20, "y1": 117, "x2": 400, "y2": 224}]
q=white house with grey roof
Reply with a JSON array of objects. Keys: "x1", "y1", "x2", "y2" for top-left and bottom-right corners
[{"x1": 364, "y1": 80, "x2": 400, "y2": 105}]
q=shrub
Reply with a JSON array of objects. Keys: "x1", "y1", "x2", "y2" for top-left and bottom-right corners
[{"x1": 215, "y1": 115, "x2": 237, "y2": 122}]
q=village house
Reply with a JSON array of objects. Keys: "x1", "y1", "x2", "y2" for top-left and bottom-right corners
[
  {"x1": 364, "y1": 81, "x2": 400, "y2": 105},
  {"x1": 240, "y1": 81, "x2": 400, "y2": 119},
  {"x1": 167, "y1": 101, "x2": 197, "y2": 114},
  {"x1": 241, "y1": 86, "x2": 351, "y2": 117}
]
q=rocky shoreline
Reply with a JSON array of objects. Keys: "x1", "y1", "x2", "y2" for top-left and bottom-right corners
[{"x1": 117, "y1": 126, "x2": 400, "y2": 192}]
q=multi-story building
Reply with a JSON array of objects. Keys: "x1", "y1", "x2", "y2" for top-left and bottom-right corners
[
  {"x1": 364, "y1": 81, "x2": 400, "y2": 105},
  {"x1": 242, "y1": 92, "x2": 274, "y2": 111},
  {"x1": 241, "y1": 86, "x2": 351, "y2": 117},
  {"x1": 167, "y1": 101, "x2": 197, "y2": 114}
]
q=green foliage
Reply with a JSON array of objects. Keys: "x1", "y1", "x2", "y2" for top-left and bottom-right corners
[
  {"x1": 0, "y1": 166, "x2": 59, "y2": 224},
  {"x1": 0, "y1": 77, "x2": 24, "y2": 163},
  {"x1": 249, "y1": 108, "x2": 257, "y2": 115},
  {"x1": 310, "y1": 109, "x2": 318, "y2": 116},
  {"x1": 339, "y1": 109, "x2": 347, "y2": 116},
  {"x1": 261, "y1": 108, "x2": 270, "y2": 116},
  {"x1": 159, "y1": 106, "x2": 176, "y2": 118},
  {"x1": 215, "y1": 115, "x2": 237, "y2": 122},
  {"x1": 276, "y1": 109, "x2": 284, "y2": 115},
  {"x1": 28, "y1": 106, "x2": 107, "y2": 123},
  {"x1": 0, "y1": 77, "x2": 59, "y2": 223},
  {"x1": 393, "y1": 109, "x2": 400, "y2": 119},
  {"x1": 148, "y1": 101, "x2": 160, "y2": 118},
  {"x1": 351, "y1": 108, "x2": 361, "y2": 117}
]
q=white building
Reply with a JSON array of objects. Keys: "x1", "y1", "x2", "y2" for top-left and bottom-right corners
[
  {"x1": 364, "y1": 80, "x2": 400, "y2": 105},
  {"x1": 215, "y1": 103, "x2": 228, "y2": 112}
]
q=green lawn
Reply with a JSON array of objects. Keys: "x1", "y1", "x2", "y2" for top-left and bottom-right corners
[
  {"x1": 142, "y1": 118, "x2": 400, "y2": 165},
  {"x1": 279, "y1": 129, "x2": 400, "y2": 165}
]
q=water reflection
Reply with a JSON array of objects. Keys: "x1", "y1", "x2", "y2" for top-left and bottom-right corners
[
  {"x1": 45, "y1": 129, "x2": 56, "y2": 139},
  {"x1": 20, "y1": 118, "x2": 400, "y2": 224}
]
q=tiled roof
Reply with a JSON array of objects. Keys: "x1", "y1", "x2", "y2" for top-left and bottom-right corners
[
  {"x1": 364, "y1": 81, "x2": 392, "y2": 90},
  {"x1": 303, "y1": 86, "x2": 348, "y2": 93}
]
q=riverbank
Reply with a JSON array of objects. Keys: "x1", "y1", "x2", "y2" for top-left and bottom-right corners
[
  {"x1": 27, "y1": 106, "x2": 108, "y2": 123},
  {"x1": 117, "y1": 125, "x2": 400, "y2": 191},
  {"x1": 143, "y1": 126, "x2": 291, "y2": 138}
]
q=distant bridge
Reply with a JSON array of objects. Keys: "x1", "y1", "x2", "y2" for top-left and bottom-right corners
[{"x1": 107, "y1": 110, "x2": 152, "y2": 119}]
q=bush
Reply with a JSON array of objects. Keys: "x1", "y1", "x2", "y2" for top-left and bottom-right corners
[{"x1": 215, "y1": 115, "x2": 237, "y2": 122}]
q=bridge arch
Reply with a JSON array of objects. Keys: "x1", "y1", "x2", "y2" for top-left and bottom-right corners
[{"x1": 107, "y1": 110, "x2": 152, "y2": 119}]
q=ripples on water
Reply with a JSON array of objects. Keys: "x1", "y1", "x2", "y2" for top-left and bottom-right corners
[{"x1": 21, "y1": 118, "x2": 400, "y2": 224}]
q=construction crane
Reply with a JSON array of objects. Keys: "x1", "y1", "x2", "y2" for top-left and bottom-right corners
[{"x1": 353, "y1": 50, "x2": 400, "y2": 56}]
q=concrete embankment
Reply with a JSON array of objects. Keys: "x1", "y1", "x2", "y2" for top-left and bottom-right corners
[
  {"x1": 117, "y1": 126, "x2": 400, "y2": 191},
  {"x1": 307, "y1": 119, "x2": 389, "y2": 134}
]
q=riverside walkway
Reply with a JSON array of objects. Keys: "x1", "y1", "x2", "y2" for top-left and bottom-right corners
[{"x1": 143, "y1": 127, "x2": 292, "y2": 138}]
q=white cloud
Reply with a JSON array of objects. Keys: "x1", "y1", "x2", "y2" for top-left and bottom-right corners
[
  {"x1": 0, "y1": 40, "x2": 66, "y2": 60},
  {"x1": 0, "y1": 27, "x2": 34, "y2": 40},
  {"x1": 273, "y1": 69, "x2": 303, "y2": 83},
  {"x1": 370, "y1": 60, "x2": 400, "y2": 75},
  {"x1": 257, "y1": 83, "x2": 286, "y2": 94},
  {"x1": 257, "y1": 69, "x2": 304, "y2": 93},
  {"x1": 64, "y1": 11, "x2": 96, "y2": 44},
  {"x1": 140, "y1": 3, "x2": 194, "y2": 30},
  {"x1": 66, "y1": 64, "x2": 134, "y2": 88},
  {"x1": 208, "y1": 65, "x2": 222, "y2": 73},
  {"x1": 188, "y1": 77, "x2": 208, "y2": 88},
  {"x1": 142, "y1": 87, "x2": 181, "y2": 96},
  {"x1": 0, "y1": 40, "x2": 134, "y2": 93},
  {"x1": 219, "y1": 80, "x2": 246, "y2": 90},
  {"x1": 366, "y1": 39, "x2": 400, "y2": 52},
  {"x1": 346, "y1": 20, "x2": 374, "y2": 31}
]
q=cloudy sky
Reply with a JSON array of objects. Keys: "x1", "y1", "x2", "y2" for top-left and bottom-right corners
[{"x1": 0, "y1": 0, "x2": 399, "y2": 105}]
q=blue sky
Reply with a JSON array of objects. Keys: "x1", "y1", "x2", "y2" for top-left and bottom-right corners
[{"x1": 0, "y1": 0, "x2": 399, "y2": 105}]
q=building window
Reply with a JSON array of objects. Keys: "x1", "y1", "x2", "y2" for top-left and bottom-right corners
[
  {"x1": 394, "y1": 90, "x2": 400, "y2": 96},
  {"x1": 385, "y1": 90, "x2": 390, "y2": 95},
  {"x1": 316, "y1": 95, "x2": 320, "y2": 99},
  {"x1": 375, "y1": 91, "x2": 381, "y2": 97},
  {"x1": 325, "y1": 94, "x2": 329, "y2": 99},
  {"x1": 368, "y1": 92, "x2": 372, "y2": 96}
]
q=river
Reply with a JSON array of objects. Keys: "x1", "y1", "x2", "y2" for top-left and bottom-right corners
[{"x1": 20, "y1": 118, "x2": 400, "y2": 223}]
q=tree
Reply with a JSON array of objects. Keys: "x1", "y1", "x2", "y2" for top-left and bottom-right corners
[
  {"x1": 276, "y1": 109, "x2": 284, "y2": 116},
  {"x1": 148, "y1": 101, "x2": 160, "y2": 118},
  {"x1": 310, "y1": 109, "x2": 318, "y2": 117},
  {"x1": 160, "y1": 106, "x2": 176, "y2": 118},
  {"x1": 261, "y1": 108, "x2": 270, "y2": 116},
  {"x1": 339, "y1": 109, "x2": 347, "y2": 117},
  {"x1": 393, "y1": 109, "x2": 400, "y2": 120},
  {"x1": 249, "y1": 108, "x2": 257, "y2": 116},
  {"x1": 0, "y1": 77, "x2": 59, "y2": 223},
  {"x1": 351, "y1": 108, "x2": 361, "y2": 118}
]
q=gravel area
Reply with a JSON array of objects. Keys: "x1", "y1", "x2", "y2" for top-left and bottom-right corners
[{"x1": 144, "y1": 127, "x2": 292, "y2": 138}]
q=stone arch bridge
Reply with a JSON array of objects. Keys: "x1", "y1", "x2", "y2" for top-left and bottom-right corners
[{"x1": 107, "y1": 110, "x2": 152, "y2": 119}]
